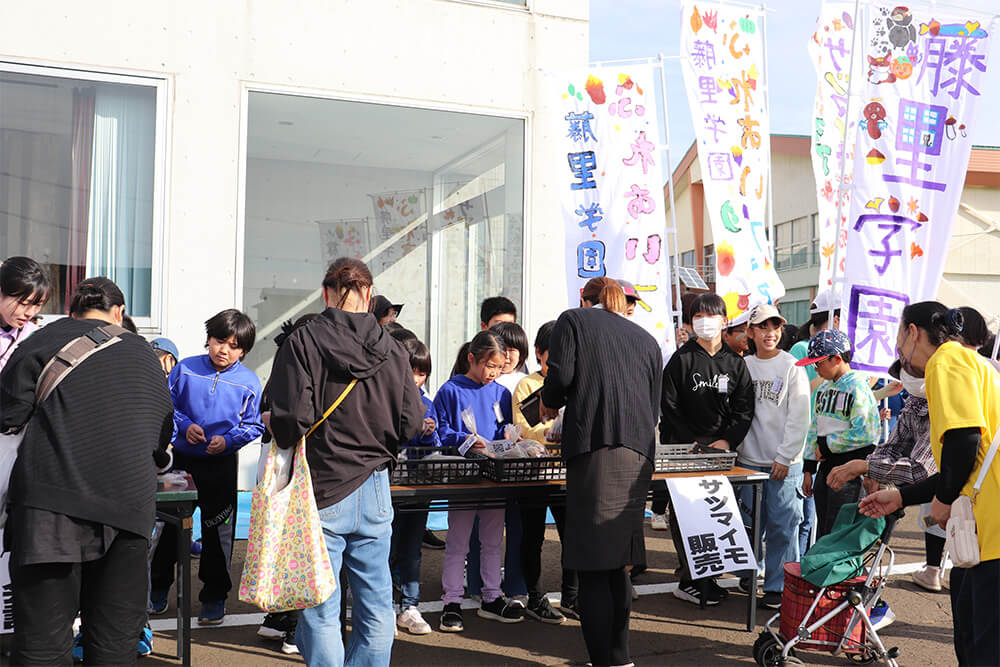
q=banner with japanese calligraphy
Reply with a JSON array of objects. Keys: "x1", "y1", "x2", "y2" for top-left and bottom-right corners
[
  {"x1": 554, "y1": 65, "x2": 676, "y2": 356},
  {"x1": 667, "y1": 476, "x2": 755, "y2": 579},
  {"x1": 840, "y1": 2, "x2": 995, "y2": 374},
  {"x1": 680, "y1": 1, "x2": 784, "y2": 319},
  {"x1": 809, "y1": 1, "x2": 864, "y2": 288}
]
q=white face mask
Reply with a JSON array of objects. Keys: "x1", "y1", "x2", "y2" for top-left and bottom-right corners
[
  {"x1": 693, "y1": 316, "x2": 723, "y2": 341},
  {"x1": 900, "y1": 369, "x2": 925, "y2": 398}
]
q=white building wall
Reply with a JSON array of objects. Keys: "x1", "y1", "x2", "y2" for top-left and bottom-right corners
[{"x1": 0, "y1": 0, "x2": 588, "y2": 356}]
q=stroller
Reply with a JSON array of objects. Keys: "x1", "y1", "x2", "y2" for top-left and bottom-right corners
[{"x1": 752, "y1": 506, "x2": 904, "y2": 667}]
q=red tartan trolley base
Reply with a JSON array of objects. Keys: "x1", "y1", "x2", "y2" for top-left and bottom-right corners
[{"x1": 779, "y1": 562, "x2": 867, "y2": 652}]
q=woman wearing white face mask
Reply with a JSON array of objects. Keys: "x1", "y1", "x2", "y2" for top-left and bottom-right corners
[{"x1": 825, "y1": 359, "x2": 944, "y2": 590}]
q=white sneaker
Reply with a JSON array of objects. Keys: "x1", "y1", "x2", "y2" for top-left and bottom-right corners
[
  {"x1": 911, "y1": 565, "x2": 943, "y2": 592},
  {"x1": 397, "y1": 606, "x2": 432, "y2": 635},
  {"x1": 651, "y1": 513, "x2": 668, "y2": 531}
]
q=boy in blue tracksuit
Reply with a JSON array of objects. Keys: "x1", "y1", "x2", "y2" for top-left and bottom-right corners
[
  {"x1": 150, "y1": 309, "x2": 263, "y2": 625},
  {"x1": 389, "y1": 337, "x2": 442, "y2": 635}
]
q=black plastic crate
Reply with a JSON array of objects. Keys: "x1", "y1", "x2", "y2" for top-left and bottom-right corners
[
  {"x1": 482, "y1": 455, "x2": 565, "y2": 482},
  {"x1": 392, "y1": 446, "x2": 483, "y2": 485},
  {"x1": 653, "y1": 444, "x2": 737, "y2": 473}
]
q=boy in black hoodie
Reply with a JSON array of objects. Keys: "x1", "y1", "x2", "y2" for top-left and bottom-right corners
[{"x1": 659, "y1": 293, "x2": 755, "y2": 606}]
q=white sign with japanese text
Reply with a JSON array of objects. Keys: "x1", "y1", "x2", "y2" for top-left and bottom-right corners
[
  {"x1": 553, "y1": 66, "x2": 676, "y2": 358},
  {"x1": 667, "y1": 475, "x2": 755, "y2": 579},
  {"x1": 680, "y1": 1, "x2": 785, "y2": 319},
  {"x1": 841, "y1": 2, "x2": 995, "y2": 374},
  {"x1": 0, "y1": 532, "x2": 12, "y2": 633}
]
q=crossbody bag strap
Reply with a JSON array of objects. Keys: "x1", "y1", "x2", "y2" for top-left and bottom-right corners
[
  {"x1": 304, "y1": 379, "x2": 358, "y2": 440},
  {"x1": 972, "y1": 426, "x2": 1000, "y2": 498},
  {"x1": 35, "y1": 324, "x2": 128, "y2": 406}
]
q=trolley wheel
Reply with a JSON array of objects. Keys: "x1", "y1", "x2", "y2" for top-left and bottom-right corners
[
  {"x1": 753, "y1": 631, "x2": 798, "y2": 667},
  {"x1": 846, "y1": 646, "x2": 879, "y2": 665}
]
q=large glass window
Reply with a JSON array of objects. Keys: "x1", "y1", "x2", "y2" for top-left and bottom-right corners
[
  {"x1": 241, "y1": 92, "x2": 525, "y2": 389},
  {"x1": 774, "y1": 214, "x2": 819, "y2": 271},
  {"x1": 0, "y1": 66, "x2": 163, "y2": 322}
]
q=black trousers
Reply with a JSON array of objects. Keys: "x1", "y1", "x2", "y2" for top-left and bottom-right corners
[
  {"x1": 812, "y1": 463, "x2": 861, "y2": 540},
  {"x1": 152, "y1": 453, "x2": 238, "y2": 603},
  {"x1": 951, "y1": 558, "x2": 1000, "y2": 666},
  {"x1": 651, "y1": 479, "x2": 668, "y2": 516},
  {"x1": 11, "y1": 532, "x2": 148, "y2": 666},
  {"x1": 520, "y1": 503, "x2": 578, "y2": 602},
  {"x1": 926, "y1": 532, "x2": 946, "y2": 567},
  {"x1": 578, "y1": 568, "x2": 632, "y2": 667}
]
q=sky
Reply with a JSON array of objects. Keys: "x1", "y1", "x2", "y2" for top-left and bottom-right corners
[{"x1": 589, "y1": 0, "x2": 1000, "y2": 166}]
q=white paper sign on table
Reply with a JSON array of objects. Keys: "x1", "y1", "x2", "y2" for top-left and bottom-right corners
[{"x1": 667, "y1": 475, "x2": 754, "y2": 579}]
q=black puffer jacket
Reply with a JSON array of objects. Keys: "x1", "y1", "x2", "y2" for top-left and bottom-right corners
[{"x1": 268, "y1": 308, "x2": 424, "y2": 508}]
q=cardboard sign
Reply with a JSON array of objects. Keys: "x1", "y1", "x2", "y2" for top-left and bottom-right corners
[{"x1": 667, "y1": 475, "x2": 755, "y2": 579}]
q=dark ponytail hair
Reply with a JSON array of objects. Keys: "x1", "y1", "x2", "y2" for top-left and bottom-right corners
[
  {"x1": 488, "y1": 321, "x2": 529, "y2": 373},
  {"x1": 467, "y1": 331, "x2": 506, "y2": 366},
  {"x1": 450, "y1": 341, "x2": 472, "y2": 377},
  {"x1": 958, "y1": 307, "x2": 990, "y2": 349},
  {"x1": 322, "y1": 257, "x2": 373, "y2": 310},
  {"x1": 69, "y1": 277, "x2": 125, "y2": 317},
  {"x1": 0, "y1": 256, "x2": 51, "y2": 305},
  {"x1": 901, "y1": 301, "x2": 963, "y2": 346}
]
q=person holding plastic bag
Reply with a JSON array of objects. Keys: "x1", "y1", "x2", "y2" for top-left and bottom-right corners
[
  {"x1": 859, "y1": 302, "x2": 1000, "y2": 666},
  {"x1": 0, "y1": 277, "x2": 173, "y2": 664},
  {"x1": 267, "y1": 257, "x2": 424, "y2": 667},
  {"x1": 541, "y1": 277, "x2": 662, "y2": 667},
  {"x1": 0, "y1": 257, "x2": 50, "y2": 374}
]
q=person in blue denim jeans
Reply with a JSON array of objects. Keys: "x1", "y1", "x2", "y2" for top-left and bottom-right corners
[
  {"x1": 268, "y1": 258, "x2": 426, "y2": 667},
  {"x1": 736, "y1": 305, "x2": 812, "y2": 610}
]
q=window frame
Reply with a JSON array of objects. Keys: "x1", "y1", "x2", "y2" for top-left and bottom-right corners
[
  {"x1": 0, "y1": 59, "x2": 171, "y2": 332},
  {"x1": 235, "y1": 82, "x2": 531, "y2": 376}
]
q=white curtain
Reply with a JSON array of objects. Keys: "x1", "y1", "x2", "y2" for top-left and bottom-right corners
[{"x1": 86, "y1": 85, "x2": 155, "y2": 317}]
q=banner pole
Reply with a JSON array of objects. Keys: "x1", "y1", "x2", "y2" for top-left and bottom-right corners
[
  {"x1": 658, "y1": 52, "x2": 685, "y2": 334},
  {"x1": 760, "y1": 3, "x2": 777, "y2": 284},
  {"x1": 825, "y1": 0, "x2": 862, "y2": 330}
]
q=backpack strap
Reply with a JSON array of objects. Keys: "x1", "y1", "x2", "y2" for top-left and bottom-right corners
[{"x1": 35, "y1": 324, "x2": 128, "y2": 406}]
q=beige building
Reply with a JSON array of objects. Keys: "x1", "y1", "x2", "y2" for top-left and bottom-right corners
[{"x1": 665, "y1": 134, "x2": 1000, "y2": 328}]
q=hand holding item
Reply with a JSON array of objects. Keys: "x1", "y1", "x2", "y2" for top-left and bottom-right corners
[
  {"x1": 862, "y1": 476, "x2": 879, "y2": 495},
  {"x1": 186, "y1": 423, "x2": 207, "y2": 445},
  {"x1": 929, "y1": 496, "x2": 952, "y2": 529},
  {"x1": 539, "y1": 399, "x2": 559, "y2": 422},
  {"x1": 206, "y1": 435, "x2": 226, "y2": 455},
  {"x1": 422, "y1": 417, "x2": 436, "y2": 435},
  {"x1": 880, "y1": 407, "x2": 892, "y2": 421},
  {"x1": 858, "y1": 488, "x2": 902, "y2": 518}
]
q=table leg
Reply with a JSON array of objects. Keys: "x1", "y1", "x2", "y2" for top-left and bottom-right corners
[
  {"x1": 746, "y1": 480, "x2": 763, "y2": 632},
  {"x1": 177, "y1": 514, "x2": 192, "y2": 666}
]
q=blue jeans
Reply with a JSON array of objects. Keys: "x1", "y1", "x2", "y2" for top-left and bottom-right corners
[
  {"x1": 389, "y1": 508, "x2": 428, "y2": 610},
  {"x1": 738, "y1": 463, "x2": 804, "y2": 594},
  {"x1": 799, "y1": 494, "x2": 815, "y2": 556},
  {"x1": 296, "y1": 469, "x2": 395, "y2": 667}
]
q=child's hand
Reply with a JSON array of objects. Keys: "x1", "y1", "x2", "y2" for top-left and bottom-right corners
[
  {"x1": 422, "y1": 417, "x2": 436, "y2": 435},
  {"x1": 186, "y1": 424, "x2": 207, "y2": 445},
  {"x1": 802, "y1": 472, "x2": 813, "y2": 497},
  {"x1": 879, "y1": 407, "x2": 892, "y2": 421},
  {"x1": 706, "y1": 439, "x2": 730, "y2": 451},
  {"x1": 770, "y1": 462, "x2": 789, "y2": 481},
  {"x1": 206, "y1": 435, "x2": 226, "y2": 455}
]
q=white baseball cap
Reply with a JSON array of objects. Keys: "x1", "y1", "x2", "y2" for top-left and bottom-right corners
[{"x1": 810, "y1": 289, "x2": 842, "y2": 314}]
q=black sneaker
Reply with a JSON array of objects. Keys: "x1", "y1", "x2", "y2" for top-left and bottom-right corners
[
  {"x1": 738, "y1": 577, "x2": 756, "y2": 596},
  {"x1": 422, "y1": 530, "x2": 446, "y2": 549},
  {"x1": 673, "y1": 580, "x2": 723, "y2": 606},
  {"x1": 560, "y1": 598, "x2": 581, "y2": 621},
  {"x1": 439, "y1": 603, "x2": 464, "y2": 632},
  {"x1": 525, "y1": 596, "x2": 565, "y2": 625},
  {"x1": 707, "y1": 577, "x2": 730, "y2": 600},
  {"x1": 478, "y1": 596, "x2": 525, "y2": 623},
  {"x1": 257, "y1": 612, "x2": 295, "y2": 640},
  {"x1": 759, "y1": 592, "x2": 782, "y2": 610}
]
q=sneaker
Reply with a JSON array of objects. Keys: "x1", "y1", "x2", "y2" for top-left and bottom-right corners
[
  {"x1": 190, "y1": 539, "x2": 202, "y2": 558},
  {"x1": 631, "y1": 582, "x2": 640, "y2": 600},
  {"x1": 560, "y1": 598, "x2": 581, "y2": 620},
  {"x1": 439, "y1": 603, "x2": 464, "y2": 632},
  {"x1": 759, "y1": 592, "x2": 782, "y2": 610},
  {"x1": 149, "y1": 590, "x2": 169, "y2": 615},
  {"x1": 257, "y1": 612, "x2": 295, "y2": 640},
  {"x1": 397, "y1": 606, "x2": 433, "y2": 635},
  {"x1": 869, "y1": 600, "x2": 896, "y2": 631},
  {"x1": 912, "y1": 565, "x2": 943, "y2": 592},
  {"x1": 478, "y1": 596, "x2": 525, "y2": 623},
  {"x1": 138, "y1": 625, "x2": 153, "y2": 657},
  {"x1": 707, "y1": 577, "x2": 730, "y2": 600},
  {"x1": 525, "y1": 596, "x2": 565, "y2": 625},
  {"x1": 738, "y1": 577, "x2": 755, "y2": 595},
  {"x1": 673, "y1": 580, "x2": 723, "y2": 606},
  {"x1": 198, "y1": 600, "x2": 226, "y2": 625},
  {"x1": 629, "y1": 564, "x2": 647, "y2": 579},
  {"x1": 422, "y1": 530, "x2": 446, "y2": 550},
  {"x1": 650, "y1": 513, "x2": 668, "y2": 531},
  {"x1": 281, "y1": 630, "x2": 299, "y2": 655}
]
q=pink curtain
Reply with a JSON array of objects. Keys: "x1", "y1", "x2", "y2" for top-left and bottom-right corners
[{"x1": 67, "y1": 87, "x2": 95, "y2": 312}]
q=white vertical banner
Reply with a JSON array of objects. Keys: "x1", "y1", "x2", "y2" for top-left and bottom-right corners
[
  {"x1": 680, "y1": 1, "x2": 785, "y2": 320},
  {"x1": 809, "y1": 1, "x2": 863, "y2": 289},
  {"x1": 0, "y1": 532, "x2": 11, "y2": 633},
  {"x1": 667, "y1": 476, "x2": 755, "y2": 578},
  {"x1": 841, "y1": 3, "x2": 996, "y2": 374},
  {"x1": 554, "y1": 66, "x2": 676, "y2": 357}
]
